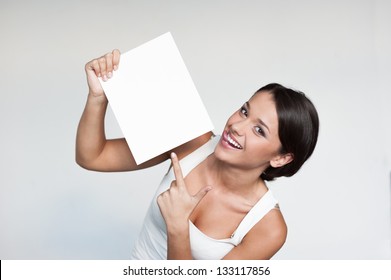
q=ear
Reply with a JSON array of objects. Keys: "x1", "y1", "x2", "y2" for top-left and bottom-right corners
[{"x1": 270, "y1": 153, "x2": 294, "y2": 168}]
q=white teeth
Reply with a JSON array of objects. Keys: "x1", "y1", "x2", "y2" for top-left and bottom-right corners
[{"x1": 227, "y1": 133, "x2": 242, "y2": 149}]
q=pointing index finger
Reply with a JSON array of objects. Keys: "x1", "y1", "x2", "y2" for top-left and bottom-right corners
[{"x1": 171, "y1": 152, "x2": 185, "y2": 186}]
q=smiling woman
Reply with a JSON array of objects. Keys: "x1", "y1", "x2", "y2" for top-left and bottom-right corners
[{"x1": 76, "y1": 50, "x2": 319, "y2": 260}]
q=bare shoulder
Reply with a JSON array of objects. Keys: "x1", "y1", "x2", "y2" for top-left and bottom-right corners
[
  {"x1": 256, "y1": 208, "x2": 288, "y2": 242},
  {"x1": 223, "y1": 208, "x2": 287, "y2": 260},
  {"x1": 244, "y1": 208, "x2": 287, "y2": 257}
]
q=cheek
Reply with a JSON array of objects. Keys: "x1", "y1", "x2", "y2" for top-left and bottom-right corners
[{"x1": 246, "y1": 137, "x2": 278, "y2": 159}]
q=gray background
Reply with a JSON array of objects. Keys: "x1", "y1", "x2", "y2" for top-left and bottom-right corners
[{"x1": 1, "y1": 0, "x2": 390, "y2": 259}]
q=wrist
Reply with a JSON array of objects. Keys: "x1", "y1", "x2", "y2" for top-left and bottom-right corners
[
  {"x1": 87, "y1": 91, "x2": 108, "y2": 106},
  {"x1": 166, "y1": 221, "x2": 189, "y2": 236}
]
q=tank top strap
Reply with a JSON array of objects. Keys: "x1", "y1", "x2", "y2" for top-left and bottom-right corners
[{"x1": 230, "y1": 190, "x2": 278, "y2": 245}]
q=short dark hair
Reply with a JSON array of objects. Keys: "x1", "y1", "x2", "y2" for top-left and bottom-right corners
[{"x1": 257, "y1": 83, "x2": 319, "y2": 181}]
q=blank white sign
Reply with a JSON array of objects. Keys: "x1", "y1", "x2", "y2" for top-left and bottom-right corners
[{"x1": 100, "y1": 32, "x2": 214, "y2": 164}]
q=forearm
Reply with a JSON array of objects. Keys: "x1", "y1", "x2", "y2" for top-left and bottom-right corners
[
  {"x1": 166, "y1": 223, "x2": 193, "y2": 260},
  {"x1": 76, "y1": 93, "x2": 108, "y2": 168}
]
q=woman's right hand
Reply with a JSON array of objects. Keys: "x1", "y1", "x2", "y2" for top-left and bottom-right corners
[{"x1": 84, "y1": 49, "x2": 121, "y2": 101}]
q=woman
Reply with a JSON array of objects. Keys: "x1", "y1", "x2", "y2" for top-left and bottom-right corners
[{"x1": 76, "y1": 49, "x2": 319, "y2": 260}]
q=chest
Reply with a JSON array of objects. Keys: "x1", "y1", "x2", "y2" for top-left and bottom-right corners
[{"x1": 184, "y1": 165, "x2": 256, "y2": 240}]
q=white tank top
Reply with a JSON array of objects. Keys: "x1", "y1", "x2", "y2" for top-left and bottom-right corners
[{"x1": 130, "y1": 136, "x2": 278, "y2": 259}]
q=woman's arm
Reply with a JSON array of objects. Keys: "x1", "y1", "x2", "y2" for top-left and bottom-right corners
[
  {"x1": 76, "y1": 50, "x2": 170, "y2": 172},
  {"x1": 76, "y1": 49, "x2": 214, "y2": 172}
]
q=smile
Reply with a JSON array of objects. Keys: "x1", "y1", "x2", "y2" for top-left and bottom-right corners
[{"x1": 222, "y1": 131, "x2": 243, "y2": 149}]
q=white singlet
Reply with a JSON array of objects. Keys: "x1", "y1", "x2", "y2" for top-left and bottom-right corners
[{"x1": 130, "y1": 136, "x2": 278, "y2": 259}]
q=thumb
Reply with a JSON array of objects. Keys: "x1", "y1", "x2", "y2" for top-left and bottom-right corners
[{"x1": 193, "y1": 186, "x2": 212, "y2": 204}]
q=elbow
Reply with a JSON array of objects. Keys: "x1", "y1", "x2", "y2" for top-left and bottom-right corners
[
  {"x1": 75, "y1": 154, "x2": 94, "y2": 171},
  {"x1": 75, "y1": 157, "x2": 87, "y2": 170},
  {"x1": 75, "y1": 145, "x2": 100, "y2": 171}
]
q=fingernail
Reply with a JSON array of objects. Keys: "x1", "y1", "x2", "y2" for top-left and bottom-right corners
[
  {"x1": 171, "y1": 152, "x2": 176, "y2": 158},
  {"x1": 114, "y1": 65, "x2": 118, "y2": 71},
  {"x1": 103, "y1": 75, "x2": 107, "y2": 81},
  {"x1": 107, "y1": 72, "x2": 112, "y2": 78}
]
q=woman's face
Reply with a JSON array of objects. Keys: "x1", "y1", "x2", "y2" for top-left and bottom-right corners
[{"x1": 215, "y1": 91, "x2": 290, "y2": 171}]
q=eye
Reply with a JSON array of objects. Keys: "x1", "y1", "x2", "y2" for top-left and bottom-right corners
[
  {"x1": 240, "y1": 106, "x2": 248, "y2": 117},
  {"x1": 255, "y1": 126, "x2": 265, "y2": 137}
]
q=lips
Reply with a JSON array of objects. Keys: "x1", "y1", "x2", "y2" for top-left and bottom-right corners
[{"x1": 222, "y1": 130, "x2": 243, "y2": 149}]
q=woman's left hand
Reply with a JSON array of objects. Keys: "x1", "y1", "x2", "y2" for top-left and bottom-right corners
[{"x1": 157, "y1": 153, "x2": 212, "y2": 233}]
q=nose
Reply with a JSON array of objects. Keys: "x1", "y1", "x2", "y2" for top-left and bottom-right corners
[{"x1": 230, "y1": 119, "x2": 246, "y2": 137}]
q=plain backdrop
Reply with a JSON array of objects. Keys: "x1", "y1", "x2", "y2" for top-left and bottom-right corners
[{"x1": 1, "y1": 0, "x2": 390, "y2": 259}]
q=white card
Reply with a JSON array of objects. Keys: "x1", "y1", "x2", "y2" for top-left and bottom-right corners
[{"x1": 100, "y1": 32, "x2": 214, "y2": 164}]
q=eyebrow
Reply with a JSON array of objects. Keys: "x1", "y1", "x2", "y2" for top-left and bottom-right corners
[{"x1": 245, "y1": 101, "x2": 270, "y2": 133}]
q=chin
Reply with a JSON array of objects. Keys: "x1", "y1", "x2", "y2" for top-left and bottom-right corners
[
  {"x1": 214, "y1": 144, "x2": 268, "y2": 172},
  {"x1": 213, "y1": 144, "x2": 242, "y2": 166}
]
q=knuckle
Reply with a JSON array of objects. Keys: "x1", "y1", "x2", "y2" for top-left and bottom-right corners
[
  {"x1": 85, "y1": 63, "x2": 91, "y2": 71},
  {"x1": 85, "y1": 60, "x2": 99, "y2": 72},
  {"x1": 88, "y1": 59, "x2": 98, "y2": 68}
]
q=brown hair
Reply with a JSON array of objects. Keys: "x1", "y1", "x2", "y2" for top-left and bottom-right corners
[{"x1": 257, "y1": 83, "x2": 319, "y2": 181}]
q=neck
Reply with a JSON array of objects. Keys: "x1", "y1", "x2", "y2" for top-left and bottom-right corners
[{"x1": 205, "y1": 154, "x2": 268, "y2": 197}]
